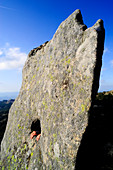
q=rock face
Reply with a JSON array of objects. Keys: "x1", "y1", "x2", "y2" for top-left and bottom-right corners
[{"x1": 0, "y1": 9, "x2": 105, "y2": 169}]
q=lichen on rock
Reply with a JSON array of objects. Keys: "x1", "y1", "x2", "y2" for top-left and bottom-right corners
[{"x1": 0, "y1": 9, "x2": 105, "y2": 169}]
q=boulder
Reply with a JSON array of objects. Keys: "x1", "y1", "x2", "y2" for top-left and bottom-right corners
[{"x1": 0, "y1": 9, "x2": 105, "y2": 169}]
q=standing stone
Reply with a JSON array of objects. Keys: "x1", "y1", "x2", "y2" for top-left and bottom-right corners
[{"x1": 0, "y1": 9, "x2": 105, "y2": 169}]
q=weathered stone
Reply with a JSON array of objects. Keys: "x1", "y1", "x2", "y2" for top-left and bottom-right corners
[{"x1": 0, "y1": 9, "x2": 105, "y2": 169}]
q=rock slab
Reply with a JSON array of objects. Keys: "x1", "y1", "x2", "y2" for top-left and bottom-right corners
[{"x1": 0, "y1": 9, "x2": 105, "y2": 169}]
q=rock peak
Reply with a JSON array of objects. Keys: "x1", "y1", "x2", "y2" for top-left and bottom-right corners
[
  {"x1": 93, "y1": 19, "x2": 104, "y2": 31},
  {"x1": 64, "y1": 9, "x2": 85, "y2": 25},
  {"x1": 74, "y1": 9, "x2": 84, "y2": 24}
]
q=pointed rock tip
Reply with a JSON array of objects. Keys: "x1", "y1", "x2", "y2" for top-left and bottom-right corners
[
  {"x1": 96, "y1": 19, "x2": 104, "y2": 26},
  {"x1": 75, "y1": 9, "x2": 81, "y2": 14},
  {"x1": 93, "y1": 19, "x2": 104, "y2": 31},
  {"x1": 74, "y1": 9, "x2": 83, "y2": 24}
]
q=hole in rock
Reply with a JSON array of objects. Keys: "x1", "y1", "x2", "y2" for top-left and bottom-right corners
[
  {"x1": 62, "y1": 79, "x2": 69, "y2": 89},
  {"x1": 31, "y1": 118, "x2": 41, "y2": 135}
]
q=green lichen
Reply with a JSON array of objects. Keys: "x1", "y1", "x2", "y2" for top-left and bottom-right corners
[
  {"x1": 50, "y1": 56, "x2": 52, "y2": 60},
  {"x1": 53, "y1": 133, "x2": 57, "y2": 138},
  {"x1": 59, "y1": 25, "x2": 62, "y2": 29},
  {"x1": 65, "y1": 56, "x2": 68, "y2": 60},
  {"x1": 50, "y1": 105, "x2": 54, "y2": 111},
  {"x1": 79, "y1": 88, "x2": 85, "y2": 94},
  {"x1": 32, "y1": 74, "x2": 36, "y2": 79},
  {"x1": 37, "y1": 67, "x2": 39, "y2": 71},
  {"x1": 6, "y1": 147, "x2": 10, "y2": 153},
  {"x1": 56, "y1": 157, "x2": 59, "y2": 162},
  {"x1": 19, "y1": 158, "x2": 22, "y2": 162},
  {"x1": 37, "y1": 80, "x2": 39, "y2": 85},
  {"x1": 26, "y1": 166, "x2": 28, "y2": 170},
  {"x1": 49, "y1": 60, "x2": 54, "y2": 67},
  {"x1": 53, "y1": 133, "x2": 57, "y2": 143},
  {"x1": 49, "y1": 165, "x2": 52, "y2": 170},
  {"x1": 53, "y1": 117, "x2": 57, "y2": 122},
  {"x1": 79, "y1": 104, "x2": 86, "y2": 115},
  {"x1": 57, "y1": 113, "x2": 60, "y2": 118},
  {"x1": 24, "y1": 144, "x2": 27, "y2": 150},
  {"x1": 39, "y1": 60, "x2": 41, "y2": 64},
  {"x1": 75, "y1": 38, "x2": 79, "y2": 43},
  {"x1": 61, "y1": 56, "x2": 68, "y2": 62},
  {"x1": 50, "y1": 141, "x2": 53, "y2": 151},
  {"x1": 81, "y1": 104, "x2": 85, "y2": 112},
  {"x1": 73, "y1": 84, "x2": 76, "y2": 90},
  {"x1": 14, "y1": 158, "x2": 17, "y2": 163},
  {"x1": 38, "y1": 157, "x2": 40, "y2": 163},
  {"x1": 18, "y1": 124, "x2": 21, "y2": 129},
  {"x1": 31, "y1": 152, "x2": 33, "y2": 157},
  {"x1": 63, "y1": 159, "x2": 65, "y2": 162},
  {"x1": 48, "y1": 73, "x2": 54, "y2": 82},
  {"x1": 48, "y1": 113, "x2": 51, "y2": 117},
  {"x1": 48, "y1": 125, "x2": 51, "y2": 132},
  {"x1": 2, "y1": 166, "x2": 5, "y2": 170},
  {"x1": 67, "y1": 69, "x2": 71, "y2": 73},
  {"x1": 66, "y1": 59, "x2": 71, "y2": 64},
  {"x1": 42, "y1": 99, "x2": 48, "y2": 110},
  {"x1": 48, "y1": 151, "x2": 51, "y2": 157},
  {"x1": 15, "y1": 111, "x2": 17, "y2": 114},
  {"x1": 12, "y1": 155, "x2": 14, "y2": 161}
]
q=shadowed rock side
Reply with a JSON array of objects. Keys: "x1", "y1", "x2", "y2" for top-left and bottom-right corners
[{"x1": 0, "y1": 9, "x2": 105, "y2": 169}]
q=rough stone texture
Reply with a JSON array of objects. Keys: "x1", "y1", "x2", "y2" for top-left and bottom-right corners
[{"x1": 0, "y1": 9, "x2": 105, "y2": 169}]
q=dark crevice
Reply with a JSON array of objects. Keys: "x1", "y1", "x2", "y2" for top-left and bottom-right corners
[{"x1": 31, "y1": 118, "x2": 41, "y2": 135}]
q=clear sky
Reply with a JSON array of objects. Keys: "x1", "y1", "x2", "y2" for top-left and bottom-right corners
[{"x1": 0, "y1": 0, "x2": 113, "y2": 93}]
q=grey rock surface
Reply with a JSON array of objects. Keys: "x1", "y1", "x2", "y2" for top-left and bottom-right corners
[{"x1": 0, "y1": 9, "x2": 105, "y2": 169}]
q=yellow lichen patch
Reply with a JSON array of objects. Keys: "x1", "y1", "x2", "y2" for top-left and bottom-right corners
[
  {"x1": 42, "y1": 99, "x2": 48, "y2": 110},
  {"x1": 50, "y1": 105, "x2": 54, "y2": 111},
  {"x1": 66, "y1": 59, "x2": 71, "y2": 64},
  {"x1": 48, "y1": 73, "x2": 54, "y2": 82},
  {"x1": 81, "y1": 104, "x2": 85, "y2": 112},
  {"x1": 18, "y1": 124, "x2": 21, "y2": 129},
  {"x1": 31, "y1": 152, "x2": 33, "y2": 157},
  {"x1": 32, "y1": 74, "x2": 36, "y2": 79},
  {"x1": 37, "y1": 67, "x2": 39, "y2": 71}
]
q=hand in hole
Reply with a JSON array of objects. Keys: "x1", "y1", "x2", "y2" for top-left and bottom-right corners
[
  {"x1": 36, "y1": 134, "x2": 41, "y2": 142},
  {"x1": 30, "y1": 131, "x2": 37, "y2": 139},
  {"x1": 30, "y1": 131, "x2": 41, "y2": 142}
]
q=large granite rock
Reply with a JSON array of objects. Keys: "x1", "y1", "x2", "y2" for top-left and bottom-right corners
[{"x1": 0, "y1": 9, "x2": 105, "y2": 169}]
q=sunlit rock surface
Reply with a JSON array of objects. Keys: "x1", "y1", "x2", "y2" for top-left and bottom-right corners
[{"x1": 0, "y1": 9, "x2": 105, "y2": 169}]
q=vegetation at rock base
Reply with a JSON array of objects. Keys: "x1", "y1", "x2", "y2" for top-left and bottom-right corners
[
  {"x1": 76, "y1": 90, "x2": 113, "y2": 170},
  {"x1": 96, "y1": 90, "x2": 113, "y2": 103},
  {"x1": 0, "y1": 99, "x2": 14, "y2": 144}
]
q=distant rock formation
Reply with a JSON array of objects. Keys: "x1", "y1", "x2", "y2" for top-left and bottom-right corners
[
  {"x1": 0, "y1": 99, "x2": 14, "y2": 145},
  {"x1": 0, "y1": 9, "x2": 105, "y2": 169}
]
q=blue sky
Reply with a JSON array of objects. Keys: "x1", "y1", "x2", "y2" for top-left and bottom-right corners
[{"x1": 0, "y1": 0, "x2": 113, "y2": 93}]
